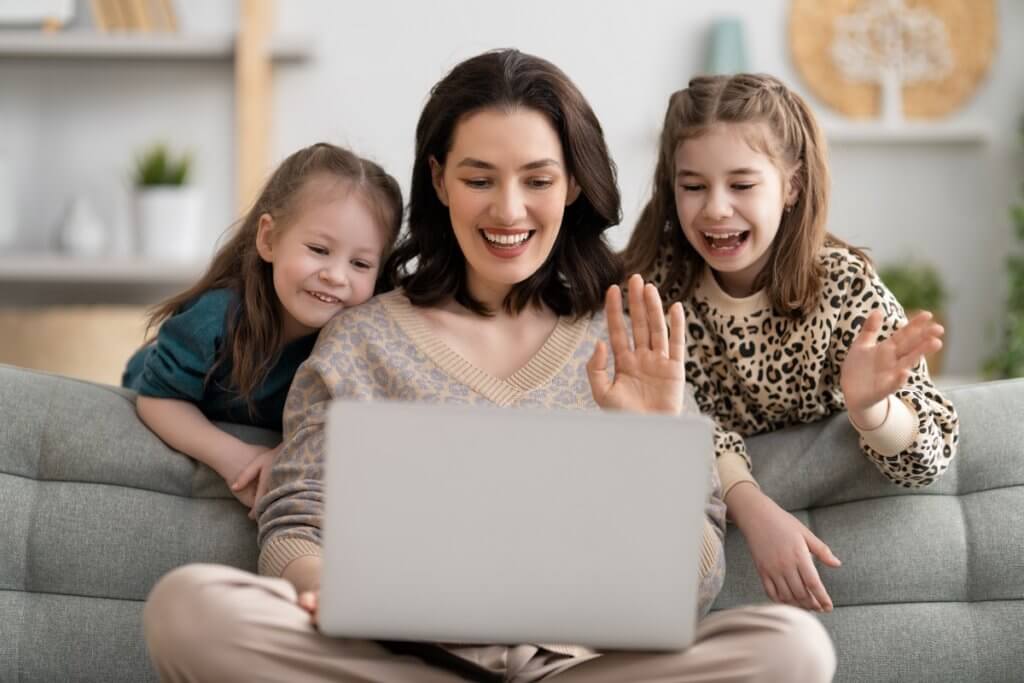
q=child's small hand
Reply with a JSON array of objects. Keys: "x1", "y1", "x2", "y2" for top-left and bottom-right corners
[
  {"x1": 588, "y1": 274, "x2": 687, "y2": 416},
  {"x1": 729, "y1": 485, "x2": 841, "y2": 612},
  {"x1": 231, "y1": 444, "x2": 283, "y2": 520},
  {"x1": 841, "y1": 309, "x2": 944, "y2": 417}
]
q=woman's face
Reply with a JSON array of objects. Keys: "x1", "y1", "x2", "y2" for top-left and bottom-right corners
[{"x1": 431, "y1": 107, "x2": 579, "y2": 303}]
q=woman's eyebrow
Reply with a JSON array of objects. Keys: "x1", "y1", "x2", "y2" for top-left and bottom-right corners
[{"x1": 455, "y1": 157, "x2": 562, "y2": 170}]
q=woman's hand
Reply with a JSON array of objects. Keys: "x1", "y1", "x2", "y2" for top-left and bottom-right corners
[
  {"x1": 728, "y1": 484, "x2": 841, "y2": 612},
  {"x1": 587, "y1": 273, "x2": 687, "y2": 416},
  {"x1": 231, "y1": 443, "x2": 283, "y2": 519},
  {"x1": 297, "y1": 590, "x2": 321, "y2": 628},
  {"x1": 841, "y1": 309, "x2": 943, "y2": 425}
]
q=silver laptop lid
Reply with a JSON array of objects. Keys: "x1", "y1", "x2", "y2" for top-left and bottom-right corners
[{"x1": 319, "y1": 400, "x2": 713, "y2": 650}]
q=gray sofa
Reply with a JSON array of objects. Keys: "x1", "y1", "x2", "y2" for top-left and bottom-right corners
[{"x1": 1, "y1": 363, "x2": 1022, "y2": 682}]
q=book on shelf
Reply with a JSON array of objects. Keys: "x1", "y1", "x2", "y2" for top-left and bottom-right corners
[{"x1": 90, "y1": 0, "x2": 177, "y2": 32}]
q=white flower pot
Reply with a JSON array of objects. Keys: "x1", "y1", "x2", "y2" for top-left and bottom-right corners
[{"x1": 134, "y1": 186, "x2": 203, "y2": 262}]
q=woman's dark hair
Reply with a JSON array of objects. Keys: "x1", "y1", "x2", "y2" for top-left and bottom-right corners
[
  {"x1": 382, "y1": 48, "x2": 623, "y2": 317},
  {"x1": 145, "y1": 142, "x2": 402, "y2": 415}
]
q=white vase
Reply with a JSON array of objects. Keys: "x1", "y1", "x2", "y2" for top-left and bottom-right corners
[
  {"x1": 57, "y1": 195, "x2": 107, "y2": 256},
  {"x1": 134, "y1": 186, "x2": 203, "y2": 262}
]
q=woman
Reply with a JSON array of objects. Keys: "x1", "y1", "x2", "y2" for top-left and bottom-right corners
[{"x1": 143, "y1": 49, "x2": 835, "y2": 683}]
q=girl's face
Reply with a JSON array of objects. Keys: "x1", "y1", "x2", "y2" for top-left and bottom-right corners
[
  {"x1": 431, "y1": 107, "x2": 579, "y2": 305},
  {"x1": 673, "y1": 123, "x2": 796, "y2": 298},
  {"x1": 257, "y1": 178, "x2": 386, "y2": 342}
]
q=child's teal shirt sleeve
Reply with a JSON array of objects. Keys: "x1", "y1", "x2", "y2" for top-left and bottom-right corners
[{"x1": 122, "y1": 289, "x2": 235, "y2": 401}]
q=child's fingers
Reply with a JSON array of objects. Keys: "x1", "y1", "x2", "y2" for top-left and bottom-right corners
[
  {"x1": 627, "y1": 274, "x2": 649, "y2": 352},
  {"x1": 798, "y1": 557, "x2": 833, "y2": 612},
  {"x1": 668, "y1": 302, "x2": 686, "y2": 362},
  {"x1": 784, "y1": 569, "x2": 819, "y2": 611},
  {"x1": 806, "y1": 533, "x2": 842, "y2": 567},
  {"x1": 852, "y1": 310, "x2": 884, "y2": 347},
  {"x1": 586, "y1": 341, "x2": 611, "y2": 404},
  {"x1": 762, "y1": 575, "x2": 781, "y2": 603},
  {"x1": 231, "y1": 457, "x2": 262, "y2": 490}
]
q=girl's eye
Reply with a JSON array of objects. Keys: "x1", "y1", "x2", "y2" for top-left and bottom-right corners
[
  {"x1": 463, "y1": 178, "x2": 491, "y2": 189},
  {"x1": 306, "y1": 245, "x2": 328, "y2": 255},
  {"x1": 352, "y1": 260, "x2": 373, "y2": 270},
  {"x1": 680, "y1": 184, "x2": 705, "y2": 192}
]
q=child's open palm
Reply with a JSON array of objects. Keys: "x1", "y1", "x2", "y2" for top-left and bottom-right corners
[
  {"x1": 587, "y1": 273, "x2": 687, "y2": 416},
  {"x1": 841, "y1": 309, "x2": 944, "y2": 413}
]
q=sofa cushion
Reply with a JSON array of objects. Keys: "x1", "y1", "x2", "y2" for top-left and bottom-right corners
[{"x1": 715, "y1": 379, "x2": 1024, "y2": 682}]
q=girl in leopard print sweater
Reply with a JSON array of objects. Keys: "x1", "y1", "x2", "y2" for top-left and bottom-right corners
[{"x1": 622, "y1": 73, "x2": 959, "y2": 615}]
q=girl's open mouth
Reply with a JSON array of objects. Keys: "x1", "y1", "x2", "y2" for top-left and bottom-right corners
[{"x1": 702, "y1": 230, "x2": 750, "y2": 252}]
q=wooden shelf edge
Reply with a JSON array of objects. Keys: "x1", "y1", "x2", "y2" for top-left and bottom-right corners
[{"x1": 0, "y1": 254, "x2": 204, "y2": 283}]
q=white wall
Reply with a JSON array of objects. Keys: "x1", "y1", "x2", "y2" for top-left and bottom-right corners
[{"x1": 4, "y1": 0, "x2": 1022, "y2": 374}]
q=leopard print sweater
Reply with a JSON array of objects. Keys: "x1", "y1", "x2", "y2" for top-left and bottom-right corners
[
  {"x1": 255, "y1": 290, "x2": 727, "y2": 623},
  {"x1": 650, "y1": 246, "x2": 959, "y2": 495}
]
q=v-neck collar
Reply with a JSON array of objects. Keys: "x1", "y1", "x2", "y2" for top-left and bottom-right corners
[{"x1": 379, "y1": 290, "x2": 591, "y2": 406}]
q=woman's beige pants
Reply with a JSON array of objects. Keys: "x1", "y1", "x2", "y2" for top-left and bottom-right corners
[{"x1": 144, "y1": 564, "x2": 835, "y2": 683}]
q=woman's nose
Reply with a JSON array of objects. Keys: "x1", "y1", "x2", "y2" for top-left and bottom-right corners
[{"x1": 492, "y1": 185, "x2": 527, "y2": 226}]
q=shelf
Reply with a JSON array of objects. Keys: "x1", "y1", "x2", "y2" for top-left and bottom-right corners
[
  {"x1": 0, "y1": 253, "x2": 204, "y2": 284},
  {"x1": 825, "y1": 122, "x2": 990, "y2": 145},
  {"x1": 0, "y1": 30, "x2": 311, "y2": 61}
]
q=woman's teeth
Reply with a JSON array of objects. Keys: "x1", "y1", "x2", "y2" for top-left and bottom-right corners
[{"x1": 482, "y1": 230, "x2": 533, "y2": 246}]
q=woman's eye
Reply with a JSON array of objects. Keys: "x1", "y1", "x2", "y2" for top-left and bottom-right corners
[
  {"x1": 733, "y1": 183, "x2": 755, "y2": 191},
  {"x1": 527, "y1": 177, "x2": 554, "y2": 189},
  {"x1": 307, "y1": 245, "x2": 328, "y2": 255}
]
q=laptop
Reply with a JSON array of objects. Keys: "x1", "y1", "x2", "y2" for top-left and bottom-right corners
[{"x1": 318, "y1": 400, "x2": 714, "y2": 651}]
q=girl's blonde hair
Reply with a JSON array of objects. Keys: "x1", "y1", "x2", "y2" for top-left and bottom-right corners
[
  {"x1": 145, "y1": 142, "x2": 403, "y2": 414},
  {"x1": 622, "y1": 73, "x2": 866, "y2": 317}
]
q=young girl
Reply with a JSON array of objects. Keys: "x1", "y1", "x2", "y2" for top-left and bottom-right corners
[
  {"x1": 622, "y1": 73, "x2": 959, "y2": 614},
  {"x1": 123, "y1": 142, "x2": 402, "y2": 515}
]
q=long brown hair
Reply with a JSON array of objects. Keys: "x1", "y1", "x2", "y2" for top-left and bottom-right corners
[
  {"x1": 383, "y1": 48, "x2": 623, "y2": 317},
  {"x1": 145, "y1": 142, "x2": 402, "y2": 413},
  {"x1": 622, "y1": 73, "x2": 867, "y2": 318}
]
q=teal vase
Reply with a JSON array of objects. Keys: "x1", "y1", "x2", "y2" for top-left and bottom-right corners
[{"x1": 705, "y1": 18, "x2": 749, "y2": 75}]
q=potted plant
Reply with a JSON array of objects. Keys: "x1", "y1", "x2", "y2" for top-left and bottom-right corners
[
  {"x1": 133, "y1": 143, "x2": 202, "y2": 262},
  {"x1": 984, "y1": 120, "x2": 1024, "y2": 378},
  {"x1": 879, "y1": 261, "x2": 948, "y2": 376}
]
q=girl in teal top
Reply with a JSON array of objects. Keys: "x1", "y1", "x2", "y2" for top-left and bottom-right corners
[{"x1": 123, "y1": 142, "x2": 402, "y2": 515}]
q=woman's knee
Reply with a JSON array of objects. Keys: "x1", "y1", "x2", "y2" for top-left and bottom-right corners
[
  {"x1": 143, "y1": 564, "x2": 251, "y2": 666},
  {"x1": 756, "y1": 605, "x2": 836, "y2": 683}
]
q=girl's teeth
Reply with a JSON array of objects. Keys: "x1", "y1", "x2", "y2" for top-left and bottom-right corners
[{"x1": 310, "y1": 292, "x2": 339, "y2": 303}]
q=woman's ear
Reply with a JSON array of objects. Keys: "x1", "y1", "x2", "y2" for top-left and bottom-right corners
[
  {"x1": 429, "y1": 157, "x2": 449, "y2": 207},
  {"x1": 566, "y1": 177, "x2": 582, "y2": 206},
  {"x1": 255, "y1": 213, "x2": 276, "y2": 263}
]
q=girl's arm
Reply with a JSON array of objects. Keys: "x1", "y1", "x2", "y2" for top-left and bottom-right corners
[
  {"x1": 136, "y1": 396, "x2": 271, "y2": 505},
  {"x1": 833, "y1": 259, "x2": 960, "y2": 487}
]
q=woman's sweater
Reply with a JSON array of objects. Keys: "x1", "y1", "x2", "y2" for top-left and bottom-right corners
[{"x1": 256, "y1": 290, "x2": 726, "y2": 628}]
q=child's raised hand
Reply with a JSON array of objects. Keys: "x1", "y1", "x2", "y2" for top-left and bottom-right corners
[
  {"x1": 729, "y1": 484, "x2": 841, "y2": 612},
  {"x1": 231, "y1": 443, "x2": 284, "y2": 519},
  {"x1": 840, "y1": 309, "x2": 944, "y2": 415},
  {"x1": 587, "y1": 273, "x2": 687, "y2": 416}
]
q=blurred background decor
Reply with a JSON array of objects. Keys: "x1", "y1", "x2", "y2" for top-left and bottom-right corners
[
  {"x1": 789, "y1": 0, "x2": 996, "y2": 120},
  {"x1": 133, "y1": 142, "x2": 202, "y2": 262},
  {"x1": 879, "y1": 260, "x2": 948, "y2": 376},
  {"x1": 704, "y1": 16, "x2": 748, "y2": 75},
  {"x1": 89, "y1": 0, "x2": 178, "y2": 32},
  {"x1": 0, "y1": 0, "x2": 74, "y2": 30},
  {"x1": 984, "y1": 118, "x2": 1024, "y2": 379}
]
